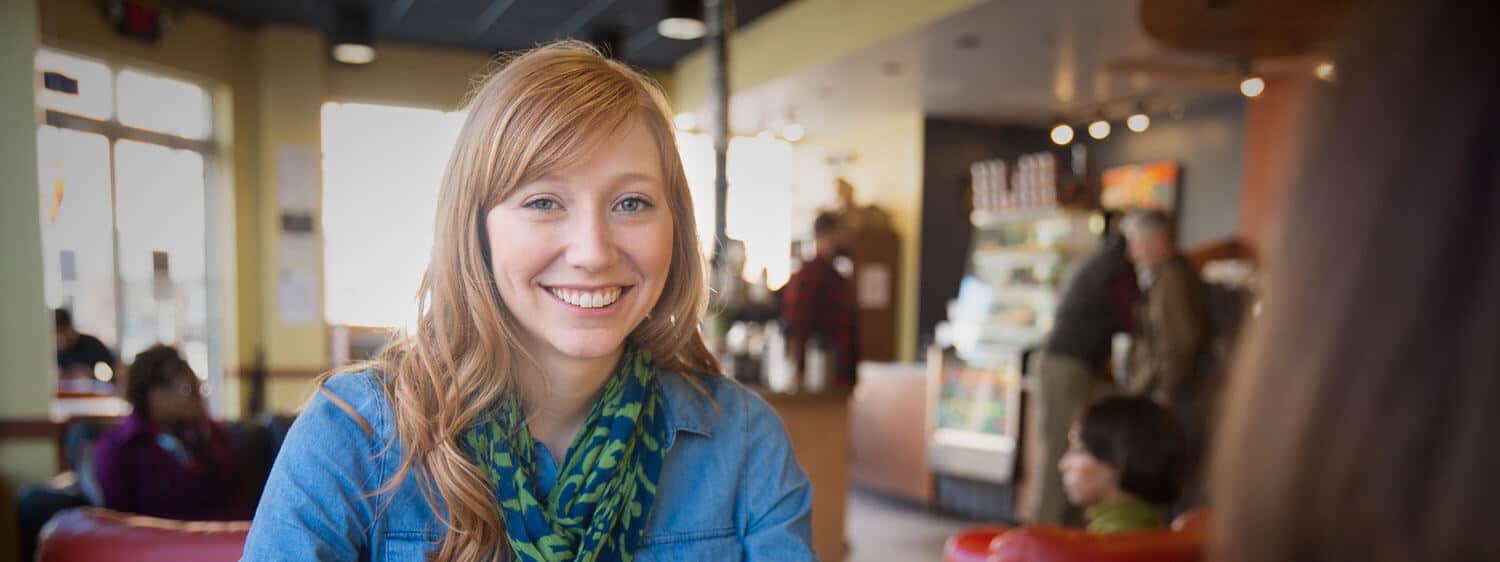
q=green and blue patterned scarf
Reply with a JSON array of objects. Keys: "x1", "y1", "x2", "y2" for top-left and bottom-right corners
[{"x1": 464, "y1": 345, "x2": 668, "y2": 562}]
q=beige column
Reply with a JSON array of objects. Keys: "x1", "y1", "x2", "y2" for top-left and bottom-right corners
[{"x1": 1, "y1": 0, "x2": 60, "y2": 559}]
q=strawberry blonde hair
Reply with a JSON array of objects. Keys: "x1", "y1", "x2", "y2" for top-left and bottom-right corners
[{"x1": 319, "y1": 41, "x2": 720, "y2": 560}]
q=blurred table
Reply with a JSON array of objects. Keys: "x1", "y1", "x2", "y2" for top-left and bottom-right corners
[
  {"x1": 756, "y1": 387, "x2": 851, "y2": 562},
  {"x1": 51, "y1": 396, "x2": 131, "y2": 422},
  {"x1": 50, "y1": 394, "x2": 131, "y2": 471},
  {"x1": 849, "y1": 362, "x2": 932, "y2": 505}
]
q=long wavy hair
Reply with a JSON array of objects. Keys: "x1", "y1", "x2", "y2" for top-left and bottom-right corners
[{"x1": 319, "y1": 41, "x2": 721, "y2": 561}]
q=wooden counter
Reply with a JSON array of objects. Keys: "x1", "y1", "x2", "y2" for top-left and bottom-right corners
[
  {"x1": 755, "y1": 388, "x2": 851, "y2": 562},
  {"x1": 848, "y1": 362, "x2": 932, "y2": 505}
]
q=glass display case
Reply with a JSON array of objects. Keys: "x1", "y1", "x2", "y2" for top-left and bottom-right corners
[{"x1": 930, "y1": 208, "x2": 1101, "y2": 488}]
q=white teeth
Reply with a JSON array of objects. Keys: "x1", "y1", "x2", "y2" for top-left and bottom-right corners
[{"x1": 549, "y1": 287, "x2": 622, "y2": 308}]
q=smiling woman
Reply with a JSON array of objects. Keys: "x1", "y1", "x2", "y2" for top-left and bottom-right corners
[{"x1": 242, "y1": 41, "x2": 816, "y2": 562}]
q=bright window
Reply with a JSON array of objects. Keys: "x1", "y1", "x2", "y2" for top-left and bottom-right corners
[
  {"x1": 37, "y1": 126, "x2": 116, "y2": 344},
  {"x1": 678, "y1": 132, "x2": 796, "y2": 289},
  {"x1": 113, "y1": 140, "x2": 208, "y2": 369},
  {"x1": 676, "y1": 132, "x2": 718, "y2": 257},
  {"x1": 35, "y1": 47, "x2": 219, "y2": 399},
  {"x1": 117, "y1": 70, "x2": 211, "y2": 139},
  {"x1": 321, "y1": 103, "x2": 466, "y2": 329},
  {"x1": 34, "y1": 49, "x2": 113, "y2": 120}
]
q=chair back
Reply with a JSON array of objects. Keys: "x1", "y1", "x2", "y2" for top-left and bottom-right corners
[{"x1": 37, "y1": 507, "x2": 249, "y2": 562}]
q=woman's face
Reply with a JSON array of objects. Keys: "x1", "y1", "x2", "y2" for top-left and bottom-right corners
[
  {"x1": 484, "y1": 116, "x2": 674, "y2": 366},
  {"x1": 148, "y1": 368, "x2": 203, "y2": 424},
  {"x1": 1059, "y1": 426, "x2": 1122, "y2": 507}
]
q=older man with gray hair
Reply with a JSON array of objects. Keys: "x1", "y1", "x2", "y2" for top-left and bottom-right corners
[
  {"x1": 1121, "y1": 210, "x2": 1210, "y2": 510},
  {"x1": 1120, "y1": 210, "x2": 1208, "y2": 405}
]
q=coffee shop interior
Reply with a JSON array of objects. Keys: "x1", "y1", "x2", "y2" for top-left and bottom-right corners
[{"x1": 3, "y1": 0, "x2": 1347, "y2": 560}]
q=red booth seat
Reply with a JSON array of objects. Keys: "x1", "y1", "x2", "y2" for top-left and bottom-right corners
[
  {"x1": 988, "y1": 523, "x2": 1204, "y2": 562},
  {"x1": 37, "y1": 508, "x2": 250, "y2": 562},
  {"x1": 944, "y1": 525, "x2": 1011, "y2": 562},
  {"x1": 945, "y1": 511, "x2": 1208, "y2": 562}
]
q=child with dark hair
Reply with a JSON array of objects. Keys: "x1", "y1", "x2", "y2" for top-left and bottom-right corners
[{"x1": 1059, "y1": 396, "x2": 1186, "y2": 533}]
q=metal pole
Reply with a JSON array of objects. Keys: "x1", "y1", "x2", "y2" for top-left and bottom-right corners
[{"x1": 705, "y1": 0, "x2": 733, "y2": 267}]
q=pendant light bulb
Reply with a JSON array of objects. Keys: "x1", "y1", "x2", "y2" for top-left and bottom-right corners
[{"x1": 1050, "y1": 123, "x2": 1074, "y2": 145}]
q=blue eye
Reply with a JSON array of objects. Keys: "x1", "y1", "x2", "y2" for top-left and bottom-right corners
[
  {"x1": 615, "y1": 196, "x2": 653, "y2": 213},
  {"x1": 523, "y1": 198, "x2": 559, "y2": 211}
]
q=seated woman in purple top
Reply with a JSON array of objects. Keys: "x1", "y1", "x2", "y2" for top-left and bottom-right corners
[{"x1": 92, "y1": 344, "x2": 248, "y2": 520}]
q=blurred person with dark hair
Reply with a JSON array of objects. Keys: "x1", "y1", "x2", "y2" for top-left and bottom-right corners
[
  {"x1": 54, "y1": 308, "x2": 117, "y2": 379},
  {"x1": 781, "y1": 211, "x2": 860, "y2": 391},
  {"x1": 1211, "y1": 2, "x2": 1500, "y2": 562},
  {"x1": 1060, "y1": 396, "x2": 1185, "y2": 534},
  {"x1": 1030, "y1": 218, "x2": 1139, "y2": 526},
  {"x1": 92, "y1": 344, "x2": 248, "y2": 520}
]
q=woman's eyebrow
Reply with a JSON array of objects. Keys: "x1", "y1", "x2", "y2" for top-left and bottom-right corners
[{"x1": 611, "y1": 172, "x2": 661, "y2": 185}]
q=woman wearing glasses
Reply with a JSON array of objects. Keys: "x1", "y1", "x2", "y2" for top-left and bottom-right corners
[{"x1": 92, "y1": 344, "x2": 247, "y2": 520}]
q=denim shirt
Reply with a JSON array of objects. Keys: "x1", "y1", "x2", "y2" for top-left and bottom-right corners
[{"x1": 241, "y1": 369, "x2": 816, "y2": 561}]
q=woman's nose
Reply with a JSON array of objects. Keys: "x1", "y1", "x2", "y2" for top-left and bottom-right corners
[{"x1": 564, "y1": 211, "x2": 618, "y2": 271}]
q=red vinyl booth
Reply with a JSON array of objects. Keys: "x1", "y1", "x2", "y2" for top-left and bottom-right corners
[
  {"x1": 945, "y1": 511, "x2": 1208, "y2": 562},
  {"x1": 36, "y1": 508, "x2": 250, "y2": 562},
  {"x1": 944, "y1": 525, "x2": 1011, "y2": 562}
]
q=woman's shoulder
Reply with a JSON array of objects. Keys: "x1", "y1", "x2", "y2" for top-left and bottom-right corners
[
  {"x1": 656, "y1": 370, "x2": 785, "y2": 437},
  {"x1": 94, "y1": 416, "x2": 152, "y2": 461},
  {"x1": 297, "y1": 368, "x2": 396, "y2": 446}
]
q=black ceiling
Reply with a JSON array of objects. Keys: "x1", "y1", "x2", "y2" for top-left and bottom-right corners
[{"x1": 181, "y1": 0, "x2": 797, "y2": 70}]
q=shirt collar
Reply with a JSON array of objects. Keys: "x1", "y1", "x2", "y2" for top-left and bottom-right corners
[{"x1": 655, "y1": 369, "x2": 717, "y2": 449}]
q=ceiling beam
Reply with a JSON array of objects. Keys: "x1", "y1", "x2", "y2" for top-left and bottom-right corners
[
  {"x1": 469, "y1": 0, "x2": 519, "y2": 39},
  {"x1": 623, "y1": 26, "x2": 664, "y2": 59},
  {"x1": 381, "y1": 0, "x2": 415, "y2": 31},
  {"x1": 555, "y1": 0, "x2": 619, "y2": 40}
]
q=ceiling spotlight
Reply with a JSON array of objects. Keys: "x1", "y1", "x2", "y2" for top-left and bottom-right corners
[
  {"x1": 1126, "y1": 102, "x2": 1150, "y2": 133},
  {"x1": 1315, "y1": 61, "x2": 1336, "y2": 82},
  {"x1": 1240, "y1": 75, "x2": 1266, "y2": 98},
  {"x1": 782, "y1": 123, "x2": 805, "y2": 142},
  {"x1": 332, "y1": 44, "x2": 375, "y2": 65},
  {"x1": 673, "y1": 112, "x2": 697, "y2": 131},
  {"x1": 1050, "y1": 123, "x2": 1074, "y2": 145},
  {"x1": 331, "y1": 4, "x2": 376, "y2": 65},
  {"x1": 658, "y1": 0, "x2": 705, "y2": 40},
  {"x1": 1088, "y1": 119, "x2": 1111, "y2": 140}
]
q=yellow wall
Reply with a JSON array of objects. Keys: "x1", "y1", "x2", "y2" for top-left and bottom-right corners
[
  {"x1": 2, "y1": 0, "x2": 49, "y2": 423},
  {"x1": 799, "y1": 111, "x2": 926, "y2": 361},
  {"x1": 251, "y1": 27, "x2": 491, "y2": 382},
  {"x1": 671, "y1": 0, "x2": 981, "y2": 110},
  {"x1": 1, "y1": 0, "x2": 59, "y2": 497},
  {"x1": 2, "y1": 3, "x2": 60, "y2": 558},
  {"x1": 672, "y1": 0, "x2": 964, "y2": 361}
]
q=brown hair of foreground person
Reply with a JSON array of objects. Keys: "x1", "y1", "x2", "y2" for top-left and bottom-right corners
[{"x1": 1210, "y1": 1, "x2": 1500, "y2": 561}]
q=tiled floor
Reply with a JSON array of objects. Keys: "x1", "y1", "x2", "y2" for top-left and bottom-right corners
[{"x1": 843, "y1": 487, "x2": 977, "y2": 562}]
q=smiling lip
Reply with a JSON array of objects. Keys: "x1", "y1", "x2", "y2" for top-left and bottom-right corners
[{"x1": 542, "y1": 285, "x2": 631, "y2": 311}]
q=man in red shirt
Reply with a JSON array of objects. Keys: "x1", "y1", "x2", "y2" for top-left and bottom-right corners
[{"x1": 781, "y1": 212, "x2": 860, "y2": 392}]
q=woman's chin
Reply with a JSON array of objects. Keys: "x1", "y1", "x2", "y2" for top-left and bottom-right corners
[{"x1": 545, "y1": 335, "x2": 631, "y2": 362}]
